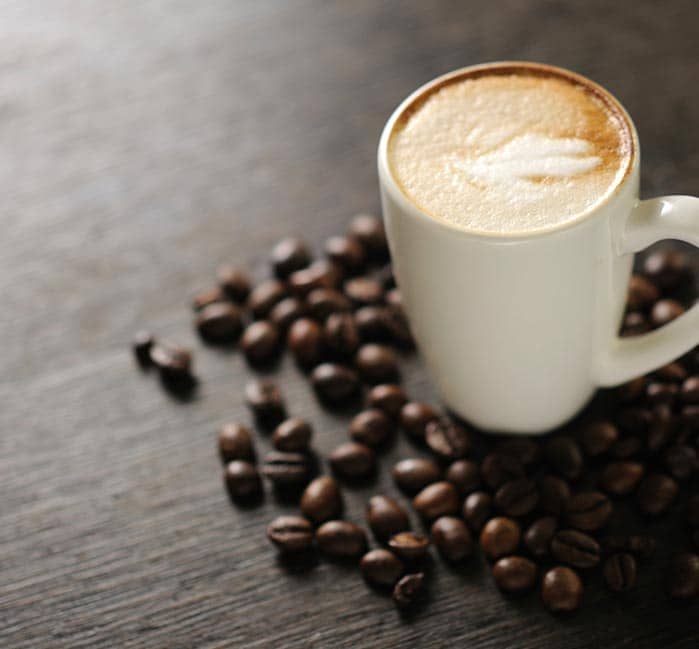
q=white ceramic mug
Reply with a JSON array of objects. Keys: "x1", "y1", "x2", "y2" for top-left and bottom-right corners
[{"x1": 378, "y1": 62, "x2": 699, "y2": 434}]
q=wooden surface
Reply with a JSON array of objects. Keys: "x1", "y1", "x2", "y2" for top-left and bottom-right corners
[{"x1": 2, "y1": 1, "x2": 698, "y2": 647}]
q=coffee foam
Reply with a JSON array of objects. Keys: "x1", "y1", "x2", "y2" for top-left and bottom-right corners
[{"x1": 388, "y1": 73, "x2": 631, "y2": 234}]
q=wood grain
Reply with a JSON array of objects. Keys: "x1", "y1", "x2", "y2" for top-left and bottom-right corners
[{"x1": 1, "y1": 1, "x2": 698, "y2": 647}]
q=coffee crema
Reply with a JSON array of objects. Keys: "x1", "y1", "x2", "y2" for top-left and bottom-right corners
[{"x1": 388, "y1": 68, "x2": 633, "y2": 235}]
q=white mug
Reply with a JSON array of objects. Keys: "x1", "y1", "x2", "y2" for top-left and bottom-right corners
[{"x1": 378, "y1": 62, "x2": 699, "y2": 434}]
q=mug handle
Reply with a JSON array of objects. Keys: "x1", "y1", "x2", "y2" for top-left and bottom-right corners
[{"x1": 596, "y1": 195, "x2": 699, "y2": 386}]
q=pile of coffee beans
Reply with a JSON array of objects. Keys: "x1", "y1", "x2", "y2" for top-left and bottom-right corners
[{"x1": 134, "y1": 216, "x2": 699, "y2": 613}]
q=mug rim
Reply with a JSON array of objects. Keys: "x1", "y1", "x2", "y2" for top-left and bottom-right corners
[{"x1": 377, "y1": 61, "x2": 640, "y2": 241}]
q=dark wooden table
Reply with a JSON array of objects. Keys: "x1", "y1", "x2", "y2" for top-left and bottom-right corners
[{"x1": 2, "y1": 1, "x2": 698, "y2": 647}]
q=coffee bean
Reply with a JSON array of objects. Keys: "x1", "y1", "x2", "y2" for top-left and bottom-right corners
[
  {"x1": 240, "y1": 321, "x2": 280, "y2": 364},
  {"x1": 651, "y1": 299, "x2": 685, "y2": 327},
  {"x1": 360, "y1": 549, "x2": 404, "y2": 587},
  {"x1": 248, "y1": 279, "x2": 287, "y2": 319},
  {"x1": 224, "y1": 460, "x2": 262, "y2": 500},
  {"x1": 550, "y1": 529, "x2": 601, "y2": 568},
  {"x1": 412, "y1": 481, "x2": 459, "y2": 521},
  {"x1": 323, "y1": 312, "x2": 360, "y2": 358},
  {"x1": 617, "y1": 376, "x2": 646, "y2": 403},
  {"x1": 273, "y1": 418, "x2": 313, "y2": 453},
  {"x1": 388, "y1": 531, "x2": 430, "y2": 562},
  {"x1": 496, "y1": 438, "x2": 541, "y2": 468},
  {"x1": 524, "y1": 516, "x2": 557, "y2": 559},
  {"x1": 195, "y1": 302, "x2": 243, "y2": 343},
  {"x1": 218, "y1": 422, "x2": 255, "y2": 462},
  {"x1": 445, "y1": 460, "x2": 480, "y2": 495},
  {"x1": 267, "y1": 515, "x2": 314, "y2": 553},
  {"x1": 609, "y1": 435, "x2": 643, "y2": 459},
  {"x1": 368, "y1": 384, "x2": 408, "y2": 419},
  {"x1": 663, "y1": 444, "x2": 697, "y2": 480},
  {"x1": 580, "y1": 420, "x2": 619, "y2": 457},
  {"x1": 288, "y1": 318, "x2": 325, "y2": 369},
  {"x1": 350, "y1": 409, "x2": 393, "y2": 447},
  {"x1": 646, "y1": 405, "x2": 677, "y2": 454},
  {"x1": 495, "y1": 478, "x2": 539, "y2": 517},
  {"x1": 643, "y1": 248, "x2": 688, "y2": 290},
  {"x1": 271, "y1": 237, "x2": 311, "y2": 279},
  {"x1": 392, "y1": 572, "x2": 425, "y2": 609},
  {"x1": 216, "y1": 266, "x2": 251, "y2": 303},
  {"x1": 481, "y1": 452, "x2": 525, "y2": 490},
  {"x1": 193, "y1": 287, "x2": 226, "y2": 315},
  {"x1": 656, "y1": 362, "x2": 688, "y2": 383},
  {"x1": 541, "y1": 566, "x2": 583, "y2": 612},
  {"x1": 300, "y1": 476, "x2": 343, "y2": 524},
  {"x1": 355, "y1": 305, "x2": 414, "y2": 348},
  {"x1": 132, "y1": 330, "x2": 155, "y2": 367},
  {"x1": 537, "y1": 475, "x2": 571, "y2": 516},
  {"x1": 385, "y1": 288, "x2": 402, "y2": 308},
  {"x1": 316, "y1": 520, "x2": 367, "y2": 558},
  {"x1": 431, "y1": 516, "x2": 473, "y2": 562},
  {"x1": 601, "y1": 534, "x2": 656, "y2": 560},
  {"x1": 545, "y1": 436, "x2": 584, "y2": 481},
  {"x1": 666, "y1": 552, "x2": 699, "y2": 599},
  {"x1": 599, "y1": 461, "x2": 644, "y2": 496},
  {"x1": 311, "y1": 363, "x2": 360, "y2": 404},
  {"x1": 622, "y1": 312, "x2": 650, "y2": 336},
  {"x1": 492, "y1": 556, "x2": 537, "y2": 592},
  {"x1": 324, "y1": 235, "x2": 366, "y2": 274},
  {"x1": 289, "y1": 261, "x2": 342, "y2": 297},
  {"x1": 269, "y1": 297, "x2": 307, "y2": 331},
  {"x1": 425, "y1": 419, "x2": 471, "y2": 461},
  {"x1": 617, "y1": 407, "x2": 652, "y2": 434},
  {"x1": 343, "y1": 277, "x2": 385, "y2": 307},
  {"x1": 565, "y1": 492, "x2": 612, "y2": 531},
  {"x1": 150, "y1": 341, "x2": 193, "y2": 381},
  {"x1": 627, "y1": 274, "x2": 660, "y2": 310},
  {"x1": 366, "y1": 495, "x2": 410, "y2": 542},
  {"x1": 349, "y1": 214, "x2": 389, "y2": 263},
  {"x1": 262, "y1": 451, "x2": 311, "y2": 489},
  {"x1": 306, "y1": 288, "x2": 351, "y2": 321},
  {"x1": 329, "y1": 442, "x2": 375, "y2": 480},
  {"x1": 244, "y1": 379, "x2": 286, "y2": 426},
  {"x1": 400, "y1": 402, "x2": 439, "y2": 439},
  {"x1": 463, "y1": 491, "x2": 493, "y2": 532},
  {"x1": 355, "y1": 344, "x2": 399, "y2": 384},
  {"x1": 480, "y1": 517, "x2": 521, "y2": 560},
  {"x1": 637, "y1": 473, "x2": 679, "y2": 515},
  {"x1": 646, "y1": 381, "x2": 678, "y2": 406},
  {"x1": 603, "y1": 553, "x2": 637, "y2": 592},
  {"x1": 392, "y1": 458, "x2": 442, "y2": 494},
  {"x1": 681, "y1": 376, "x2": 699, "y2": 403}
]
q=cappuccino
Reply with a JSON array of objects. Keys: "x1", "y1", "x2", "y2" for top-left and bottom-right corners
[{"x1": 388, "y1": 67, "x2": 633, "y2": 234}]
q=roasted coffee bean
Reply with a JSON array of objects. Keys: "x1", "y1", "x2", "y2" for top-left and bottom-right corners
[
  {"x1": 366, "y1": 495, "x2": 410, "y2": 542},
  {"x1": 288, "y1": 260, "x2": 342, "y2": 296},
  {"x1": 656, "y1": 362, "x2": 688, "y2": 383},
  {"x1": 195, "y1": 302, "x2": 243, "y2": 343},
  {"x1": 388, "y1": 531, "x2": 430, "y2": 562},
  {"x1": 240, "y1": 321, "x2": 280, "y2": 364},
  {"x1": 392, "y1": 458, "x2": 442, "y2": 494},
  {"x1": 355, "y1": 305, "x2": 414, "y2": 347},
  {"x1": 248, "y1": 279, "x2": 287, "y2": 319},
  {"x1": 216, "y1": 266, "x2": 251, "y2": 303},
  {"x1": 681, "y1": 376, "x2": 699, "y2": 403},
  {"x1": 627, "y1": 274, "x2": 660, "y2": 310},
  {"x1": 666, "y1": 552, "x2": 699, "y2": 599},
  {"x1": 244, "y1": 379, "x2": 286, "y2": 425},
  {"x1": 132, "y1": 330, "x2": 155, "y2": 367},
  {"x1": 218, "y1": 422, "x2": 255, "y2": 462},
  {"x1": 355, "y1": 344, "x2": 399, "y2": 384},
  {"x1": 617, "y1": 407, "x2": 652, "y2": 434},
  {"x1": 617, "y1": 376, "x2": 646, "y2": 403},
  {"x1": 643, "y1": 248, "x2": 688, "y2": 289},
  {"x1": 601, "y1": 534, "x2": 656, "y2": 560},
  {"x1": 682, "y1": 405, "x2": 699, "y2": 428},
  {"x1": 350, "y1": 409, "x2": 393, "y2": 447},
  {"x1": 311, "y1": 363, "x2": 360, "y2": 403},
  {"x1": 425, "y1": 419, "x2": 471, "y2": 461},
  {"x1": 324, "y1": 235, "x2": 366, "y2": 274},
  {"x1": 329, "y1": 442, "x2": 375, "y2": 480},
  {"x1": 262, "y1": 451, "x2": 311, "y2": 488},
  {"x1": 349, "y1": 214, "x2": 389, "y2": 263},
  {"x1": 360, "y1": 549, "x2": 404, "y2": 587},
  {"x1": 288, "y1": 318, "x2": 325, "y2": 368},
  {"x1": 524, "y1": 516, "x2": 557, "y2": 559},
  {"x1": 445, "y1": 460, "x2": 480, "y2": 495},
  {"x1": 323, "y1": 312, "x2": 360, "y2": 358},
  {"x1": 621, "y1": 312, "x2": 650, "y2": 337},
  {"x1": 267, "y1": 515, "x2": 314, "y2": 553},
  {"x1": 651, "y1": 299, "x2": 685, "y2": 327},
  {"x1": 580, "y1": 420, "x2": 619, "y2": 457},
  {"x1": 480, "y1": 517, "x2": 521, "y2": 560},
  {"x1": 603, "y1": 553, "x2": 637, "y2": 592},
  {"x1": 400, "y1": 402, "x2": 439, "y2": 439},
  {"x1": 565, "y1": 492, "x2": 612, "y2": 531},
  {"x1": 272, "y1": 418, "x2": 313, "y2": 453},
  {"x1": 392, "y1": 572, "x2": 425, "y2": 609},
  {"x1": 646, "y1": 405, "x2": 677, "y2": 454},
  {"x1": 541, "y1": 566, "x2": 583, "y2": 612},
  {"x1": 550, "y1": 529, "x2": 601, "y2": 568},
  {"x1": 412, "y1": 481, "x2": 460, "y2": 521},
  {"x1": 663, "y1": 444, "x2": 697, "y2": 480},
  {"x1": 545, "y1": 436, "x2": 584, "y2": 481},
  {"x1": 609, "y1": 435, "x2": 643, "y2": 459},
  {"x1": 271, "y1": 237, "x2": 311, "y2": 279},
  {"x1": 385, "y1": 288, "x2": 402, "y2": 308},
  {"x1": 463, "y1": 491, "x2": 493, "y2": 532},
  {"x1": 224, "y1": 460, "x2": 262, "y2": 500},
  {"x1": 316, "y1": 520, "x2": 367, "y2": 558},
  {"x1": 269, "y1": 297, "x2": 307, "y2": 331},
  {"x1": 492, "y1": 556, "x2": 538, "y2": 593},
  {"x1": 599, "y1": 461, "x2": 644, "y2": 496},
  {"x1": 150, "y1": 341, "x2": 193, "y2": 380},
  {"x1": 537, "y1": 475, "x2": 571, "y2": 516},
  {"x1": 481, "y1": 452, "x2": 525, "y2": 490},
  {"x1": 431, "y1": 516, "x2": 473, "y2": 562},
  {"x1": 646, "y1": 381, "x2": 678, "y2": 406},
  {"x1": 495, "y1": 478, "x2": 539, "y2": 517},
  {"x1": 368, "y1": 384, "x2": 408, "y2": 419},
  {"x1": 306, "y1": 288, "x2": 351, "y2": 320},
  {"x1": 496, "y1": 438, "x2": 541, "y2": 468},
  {"x1": 637, "y1": 473, "x2": 679, "y2": 515},
  {"x1": 300, "y1": 476, "x2": 343, "y2": 524},
  {"x1": 343, "y1": 277, "x2": 384, "y2": 307}
]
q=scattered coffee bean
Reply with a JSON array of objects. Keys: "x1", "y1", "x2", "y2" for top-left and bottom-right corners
[
  {"x1": 360, "y1": 549, "x2": 404, "y2": 587},
  {"x1": 550, "y1": 529, "x2": 601, "y2": 569},
  {"x1": 463, "y1": 491, "x2": 493, "y2": 532},
  {"x1": 495, "y1": 478, "x2": 539, "y2": 517},
  {"x1": 269, "y1": 297, "x2": 307, "y2": 331},
  {"x1": 132, "y1": 330, "x2": 155, "y2": 367},
  {"x1": 580, "y1": 420, "x2": 619, "y2": 457},
  {"x1": 323, "y1": 312, "x2": 360, "y2": 358},
  {"x1": 492, "y1": 556, "x2": 537, "y2": 593},
  {"x1": 537, "y1": 475, "x2": 571, "y2": 516},
  {"x1": 646, "y1": 381, "x2": 678, "y2": 406},
  {"x1": 425, "y1": 419, "x2": 471, "y2": 461},
  {"x1": 350, "y1": 409, "x2": 393, "y2": 447},
  {"x1": 288, "y1": 260, "x2": 342, "y2": 296},
  {"x1": 261, "y1": 451, "x2": 311, "y2": 489},
  {"x1": 267, "y1": 515, "x2": 314, "y2": 553},
  {"x1": 651, "y1": 299, "x2": 685, "y2": 327},
  {"x1": 368, "y1": 384, "x2": 408, "y2": 419},
  {"x1": 388, "y1": 531, "x2": 430, "y2": 562},
  {"x1": 385, "y1": 288, "x2": 402, "y2": 308},
  {"x1": 288, "y1": 318, "x2": 325, "y2": 368},
  {"x1": 646, "y1": 405, "x2": 676, "y2": 454},
  {"x1": 524, "y1": 516, "x2": 557, "y2": 559},
  {"x1": 609, "y1": 434, "x2": 644, "y2": 459},
  {"x1": 565, "y1": 491, "x2": 612, "y2": 531},
  {"x1": 349, "y1": 214, "x2": 389, "y2": 263},
  {"x1": 622, "y1": 312, "x2": 650, "y2": 336},
  {"x1": 248, "y1": 279, "x2": 287, "y2": 319},
  {"x1": 681, "y1": 376, "x2": 699, "y2": 403},
  {"x1": 599, "y1": 461, "x2": 644, "y2": 496},
  {"x1": 444, "y1": 460, "x2": 480, "y2": 495},
  {"x1": 617, "y1": 376, "x2": 646, "y2": 403},
  {"x1": 324, "y1": 235, "x2": 366, "y2": 274},
  {"x1": 392, "y1": 458, "x2": 442, "y2": 494},
  {"x1": 663, "y1": 444, "x2": 697, "y2": 480},
  {"x1": 216, "y1": 266, "x2": 251, "y2": 303},
  {"x1": 271, "y1": 237, "x2": 311, "y2": 279},
  {"x1": 195, "y1": 302, "x2": 243, "y2": 343},
  {"x1": 412, "y1": 481, "x2": 460, "y2": 521},
  {"x1": 603, "y1": 553, "x2": 637, "y2": 592},
  {"x1": 329, "y1": 442, "x2": 376, "y2": 480},
  {"x1": 400, "y1": 402, "x2": 439, "y2": 439},
  {"x1": 480, "y1": 517, "x2": 521, "y2": 560},
  {"x1": 343, "y1": 277, "x2": 384, "y2": 306},
  {"x1": 218, "y1": 422, "x2": 255, "y2": 462},
  {"x1": 392, "y1": 572, "x2": 425, "y2": 609},
  {"x1": 300, "y1": 476, "x2": 343, "y2": 524},
  {"x1": 666, "y1": 552, "x2": 699, "y2": 599},
  {"x1": 601, "y1": 534, "x2": 656, "y2": 560},
  {"x1": 311, "y1": 363, "x2": 360, "y2": 403},
  {"x1": 307, "y1": 288, "x2": 351, "y2": 320},
  {"x1": 481, "y1": 452, "x2": 525, "y2": 490},
  {"x1": 637, "y1": 473, "x2": 679, "y2": 515},
  {"x1": 496, "y1": 438, "x2": 541, "y2": 468},
  {"x1": 224, "y1": 460, "x2": 262, "y2": 500},
  {"x1": 627, "y1": 274, "x2": 660, "y2": 310},
  {"x1": 431, "y1": 516, "x2": 473, "y2": 562},
  {"x1": 643, "y1": 249, "x2": 688, "y2": 290},
  {"x1": 150, "y1": 341, "x2": 193, "y2": 381},
  {"x1": 366, "y1": 495, "x2": 410, "y2": 542},
  {"x1": 541, "y1": 566, "x2": 583, "y2": 612},
  {"x1": 244, "y1": 379, "x2": 286, "y2": 426},
  {"x1": 355, "y1": 344, "x2": 399, "y2": 384},
  {"x1": 240, "y1": 321, "x2": 280, "y2": 364},
  {"x1": 656, "y1": 362, "x2": 688, "y2": 383},
  {"x1": 316, "y1": 520, "x2": 367, "y2": 558},
  {"x1": 545, "y1": 436, "x2": 584, "y2": 481},
  {"x1": 272, "y1": 417, "x2": 313, "y2": 453},
  {"x1": 354, "y1": 305, "x2": 414, "y2": 348}
]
